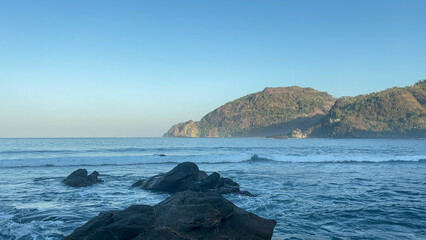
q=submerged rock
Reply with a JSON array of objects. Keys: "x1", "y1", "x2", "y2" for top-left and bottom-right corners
[
  {"x1": 63, "y1": 169, "x2": 103, "y2": 187},
  {"x1": 153, "y1": 153, "x2": 167, "y2": 157},
  {"x1": 132, "y1": 162, "x2": 253, "y2": 196},
  {"x1": 64, "y1": 191, "x2": 276, "y2": 240}
]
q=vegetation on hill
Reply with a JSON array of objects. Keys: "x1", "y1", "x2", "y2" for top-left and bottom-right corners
[
  {"x1": 164, "y1": 87, "x2": 335, "y2": 137},
  {"x1": 164, "y1": 81, "x2": 425, "y2": 138},
  {"x1": 309, "y1": 80, "x2": 426, "y2": 138}
]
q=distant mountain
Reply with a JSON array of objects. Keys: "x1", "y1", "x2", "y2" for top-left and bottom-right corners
[
  {"x1": 308, "y1": 80, "x2": 426, "y2": 138},
  {"x1": 164, "y1": 86, "x2": 336, "y2": 137}
]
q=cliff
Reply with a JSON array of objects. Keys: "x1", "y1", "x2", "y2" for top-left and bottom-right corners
[{"x1": 163, "y1": 120, "x2": 200, "y2": 138}]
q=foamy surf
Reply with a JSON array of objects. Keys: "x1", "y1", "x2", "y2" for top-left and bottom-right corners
[{"x1": 0, "y1": 138, "x2": 425, "y2": 239}]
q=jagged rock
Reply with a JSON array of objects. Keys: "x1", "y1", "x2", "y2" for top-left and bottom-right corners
[
  {"x1": 64, "y1": 191, "x2": 276, "y2": 240},
  {"x1": 63, "y1": 169, "x2": 103, "y2": 187},
  {"x1": 132, "y1": 162, "x2": 253, "y2": 196},
  {"x1": 138, "y1": 162, "x2": 199, "y2": 192}
]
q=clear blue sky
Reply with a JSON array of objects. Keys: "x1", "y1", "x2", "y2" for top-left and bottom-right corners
[{"x1": 0, "y1": 0, "x2": 425, "y2": 137}]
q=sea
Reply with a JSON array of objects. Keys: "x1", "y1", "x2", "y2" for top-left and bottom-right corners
[{"x1": 0, "y1": 138, "x2": 425, "y2": 240}]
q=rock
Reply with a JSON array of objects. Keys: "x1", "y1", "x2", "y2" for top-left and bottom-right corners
[
  {"x1": 269, "y1": 128, "x2": 307, "y2": 139},
  {"x1": 131, "y1": 179, "x2": 144, "y2": 188},
  {"x1": 139, "y1": 162, "x2": 199, "y2": 193},
  {"x1": 64, "y1": 191, "x2": 276, "y2": 240},
  {"x1": 183, "y1": 172, "x2": 221, "y2": 192},
  {"x1": 154, "y1": 154, "x2": 167, "y2": 157},
  {"x1": 132, "y1": 162, "x2": 253, "y2": 196},
  {"x1": 289, "y1": 128, "x2": 307, "y2": 138},
  {"x1": 63, "y1": 169, "x2": 103, "y2": 187},
  {"x1": 244, "y1": 154, "x2": 275, "y2": 163},
  {"x1": 198, "y1": 170, "x2": 208, "y2": 180}
]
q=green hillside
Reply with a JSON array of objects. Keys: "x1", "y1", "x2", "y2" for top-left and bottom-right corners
[
  {"x1": 164, "y1": 87, "x2": 335, "y2": 137},
  {"x1": 309, "y1": 80, "x2": 426, "y2": 138}
]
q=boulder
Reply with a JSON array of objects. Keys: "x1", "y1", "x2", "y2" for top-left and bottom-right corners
[
  {"x1": 63, "y1": 169, "x2": 103, "y2": 187},
  {"x1": 64, "y1": 191, "x2": 276, "y2": 240},
  {"x1": 137, "y1": 162, "x2": 199, "y2": 192},
  {"x1": 132, "y1": 162, "x2": 253, "y2": 196}
]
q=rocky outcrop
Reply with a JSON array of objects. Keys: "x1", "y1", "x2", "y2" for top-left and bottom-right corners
[
  {"x1": 63, "y1": 169, "x2": 103, "y2": 187},
  {"x1": 132, "y1": 162, "x2": 253, "y2": 196},
  {"x1": 64, "y1": 191, "x2": 276, "y2": 240},
  {"x1": 163, "y1": 120, "x2": 200, "y2": 137},
  {"x1": 269, "y1": 128, "x2": 307, "y2": 139}
]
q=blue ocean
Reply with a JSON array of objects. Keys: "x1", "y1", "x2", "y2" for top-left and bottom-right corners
[{"x1": 0, "y1": 138, "x2": 425, "y2": 240}]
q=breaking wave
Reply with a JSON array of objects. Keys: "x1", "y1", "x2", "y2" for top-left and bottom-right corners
[{"x1": 0, "y1": 154, "x2": 424, "y2": 168}]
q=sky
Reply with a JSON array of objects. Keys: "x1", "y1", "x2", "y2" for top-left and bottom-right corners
[{"x1": 0, "y1": 0, "x2": 425, "y2": 137}]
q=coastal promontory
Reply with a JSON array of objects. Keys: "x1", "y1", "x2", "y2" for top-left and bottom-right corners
[
  {"x1": 164, "y1": 86, "x2": 335, "y2": 137},
  {"x1": 164, "y1": 81, "x2": 425, "y2": 138}
]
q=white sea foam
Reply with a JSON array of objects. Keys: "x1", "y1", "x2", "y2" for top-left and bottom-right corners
[{"x1": 0, "y1": 138, "x2": 425, "y2": 239}]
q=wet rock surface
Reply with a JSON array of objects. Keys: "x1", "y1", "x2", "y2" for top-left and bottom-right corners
[
  {"x1": 63, "y1": 169, "x2": 103, "y2": 187},
  {"x1": 64, "y1": 191, "x2": 276, "y2": 240},
  {"x1": 132, "y1": 162, "x2": 253, "y2": 196}
]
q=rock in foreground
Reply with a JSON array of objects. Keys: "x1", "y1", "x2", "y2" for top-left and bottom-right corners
[
  {"x1": 132, "y1": 162, "x2": 253, "y2": 196},
  {"x1": 63, "y1": 169, "x2": 103, "y2": 187},
  {"x1": 64, "y1": 191, "x2": 276, "y2": 240}
]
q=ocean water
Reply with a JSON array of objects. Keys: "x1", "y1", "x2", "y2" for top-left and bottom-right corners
[{"x1": 0, "y1": 138, "x2": 425, "y2": 240}]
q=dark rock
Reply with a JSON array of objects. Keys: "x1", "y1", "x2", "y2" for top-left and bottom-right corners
[
  {"x1": 182, "y1": 172, "x2": 220, "y2": 192},
  {"x1": 154, "y1": 154, "x2": 167, "y2": 157},
  {"x1": 214, "y1": 177, "x2": 242, "y2": 194},
  {"x1": 132, "y1": 162, "x2": 253, "y2": 196},
  {"x1": 63, "y1": 169, "x2": 103, "y2": 187},
  {"x1": 198, "y1": 170, "x2": 208, "y2": 180},
  {"x1": 64, "y1": 191, "x2": 276, "y2": 240},
  {"x1": 139, "y1": 162, "x2": 199, "y2": 193},
  {"x1": 244, "y1": 154, "x2": 275, "y2": 163},
  {"x1": 131, "y1": 179, "x2": 144, "y2": 188}
]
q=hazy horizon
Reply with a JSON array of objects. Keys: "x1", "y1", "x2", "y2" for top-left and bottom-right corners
[{"x1": 1, "y1": 1, "x2": 425, "y2": 137}]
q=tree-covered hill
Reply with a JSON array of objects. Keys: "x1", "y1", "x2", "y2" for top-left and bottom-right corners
[
  {"x1": 164, "y1": 87, "x2": 335, "y2": 137},
  {"x1": 164, "y1": 81, "x2": 425, "y2": 138},
  {"x1": 308, "y1": 80, "x2": 425, "y2": 138}
]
